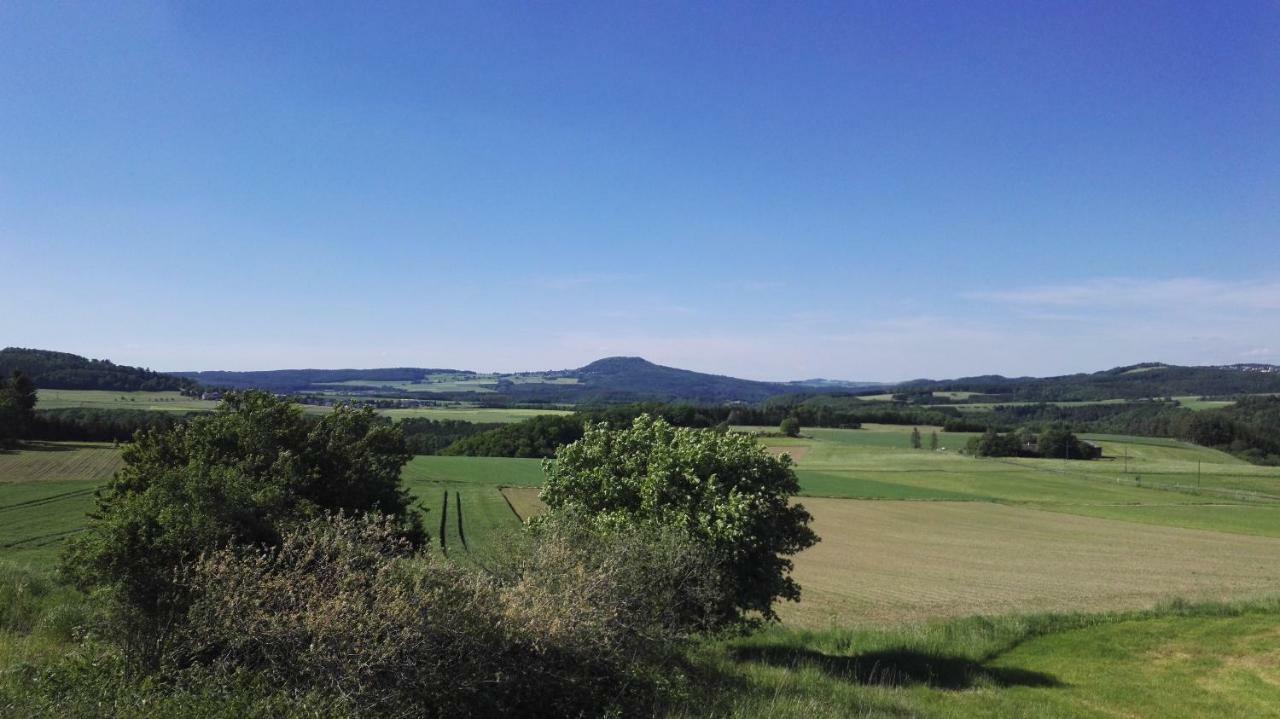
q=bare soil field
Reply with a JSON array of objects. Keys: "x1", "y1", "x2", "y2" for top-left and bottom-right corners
[
  {"x1": 765, "y1": 445, "x2": 810, "y2": 462},
  {"x1": 783, "y1": 498, "x2": 1280, "y2": 628},
  {"x1": 499, "y1": 486, "x2": 546, "y2": 521}
]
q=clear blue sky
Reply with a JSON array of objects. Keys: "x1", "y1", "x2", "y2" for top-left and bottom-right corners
[{"x1": 2, "y1": 1, "x2": 1277, "y2": 380}]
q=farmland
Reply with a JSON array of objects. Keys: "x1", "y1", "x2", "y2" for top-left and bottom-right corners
[
  {"x1": 35, "y1": 388, "x2": 569, "y2": 424},
  {"x1": 34, "y1": 389, "x2": 218, "y2": 412},
  {"x1": 3, "y1": 425, "x2": 1280, "y2": 716}
]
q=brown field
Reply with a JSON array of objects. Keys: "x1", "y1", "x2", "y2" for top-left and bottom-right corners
[
  {"x1": 500, "y1": 486, "x2": 546, "y2": 521},
  {"x1": 783, "y1": 498, "x2": 1280, "y2": 628},
  {"x1": 765, "y1": 445, "x2": 810, "y2": 462}
]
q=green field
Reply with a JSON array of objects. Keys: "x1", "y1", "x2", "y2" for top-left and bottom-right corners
[
  {"x1": 377, "y1": 406, "x2": 571, "y2": 423},
  {"x1": 693, "y1": 600, "x2": 1280, "y2": 718},
  {"x1": 34, "y1": 389, "x2": 219, "y2": 412},
  {"x1": 3, "y1": 432, "x2": 1280, "y2": 716}
]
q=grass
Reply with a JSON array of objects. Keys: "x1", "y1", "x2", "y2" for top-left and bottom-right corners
[
  {"x1": 687, "y1": 598, "x2": 1280, "y2": 718},
  {"x1": 377, "y1": 406, "x2": 571, "y2": 423},
  {"x1": 399, "y1": 456, "x2": 542, "y2": 565},
  {"x1": 34, "y1": 389, "x2": 219, "y2": 412},
  {"x1": 779, "y1": 498, "x2": 1280, "y2": 627}
]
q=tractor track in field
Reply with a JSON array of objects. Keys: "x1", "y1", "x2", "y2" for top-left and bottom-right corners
[{"x1": 0, "y1": 487, "x2": 96, "y2": 513}]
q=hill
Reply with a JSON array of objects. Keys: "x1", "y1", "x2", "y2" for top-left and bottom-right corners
[
  {"x1": 890, "y1": 363, "x2": 1280, "y2": 402},
  {"x1": 175, "y1": 357, "x2": 805, "y2": 404},
  {"x1": 0, "y1": 348, "x2": 198, "y2": 393}
]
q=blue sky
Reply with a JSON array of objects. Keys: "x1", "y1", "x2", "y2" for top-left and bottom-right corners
[{"x1": 2, "y1": 2, "x2": 1277, "y2": 380}]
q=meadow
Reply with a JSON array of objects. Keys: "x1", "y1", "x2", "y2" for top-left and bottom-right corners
[
  {"x1": 34, "y1": 389, "x2": 219, "y2": 412},
  {"x1": 4, "y1": 426, "x2": 1280, "y2": 716}
]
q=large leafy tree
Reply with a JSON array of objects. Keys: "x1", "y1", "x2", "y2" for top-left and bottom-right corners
[
  {"x1": 540, "y1": 414, "x2": 817, "y2": 625},
  {"x1": 62, "y1": 391, "x2": 419, "y2": 663}
]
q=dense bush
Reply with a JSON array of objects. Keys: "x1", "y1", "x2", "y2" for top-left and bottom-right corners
[
  {"x1": 60, "y1": 391, "x2": 420, "y2": 669},
  {"x1": 164, "y1": 512, "x2": 723, "y2": 717},
  {"x1": 541, "y1": 414, "x2": 817, "y2": 625}
]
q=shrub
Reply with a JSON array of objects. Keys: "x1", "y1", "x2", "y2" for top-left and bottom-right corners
[
  {"x1": 779, "y1": 417, "x2": 800, "y2": 437},
  {"x1": 540, "y1": 414, "x2": 817, "y2": 626},
  {"x1": 60, "y1": 391, "x2": 420, "y2": 669},
  {"x1": 168, "y1": 512, "x2": 722, "y2": 717}
]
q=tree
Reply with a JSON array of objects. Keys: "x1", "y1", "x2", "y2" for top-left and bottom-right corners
[
  {"x1": 779, "y1": 416, "x2": 801, "y2": 437},
  {"x1": 929, "y1": 431, "x2": 939, "y2": 451},
  {"x1": 1037, "y1": 426, "x2": 1101, "y2": 460},
  {"x1": 910, "y1": 426, "x2": 922, "y2": 449},
  {"x1": 0, "y1": 370, "x2": 37, "y2": 445},
  {"x1": 61, "y1": 391, "x2": 420, "y2": 667},
  {"x1": 540, "y1": 414, "x2": 817, "y2": 625},
  {"x1": 966, "y1": 428, "x2": 1024, "y2": 457}
]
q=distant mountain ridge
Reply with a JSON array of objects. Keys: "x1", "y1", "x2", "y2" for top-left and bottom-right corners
[
  {"x1": 13, "y1": 346, "x2": 1280, "y2": 406},
  {"x1": 176, "y1": 356, "x2": 817, "y2": 404}
]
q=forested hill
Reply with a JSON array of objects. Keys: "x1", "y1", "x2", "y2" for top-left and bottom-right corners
[
  {"x1": 172, "y1": 367, "x2": 465, "y2": 392},
  {"x1": 892, "y1": 363, "x2": 1280, "y2": 402},
  {"x1": 564, "y1": 356, "x2": 798, "y2": 403},
  {"x1": 0, "y1": 348, "x2": 199, "y2": 393}
]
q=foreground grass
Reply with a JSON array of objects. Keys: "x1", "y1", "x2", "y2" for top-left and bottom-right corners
[
  {"x1": 4, "y1": 568, "x2": 1276, "y2": 719},
  {"x1": 685, "y1": 598, "x2": 1280, "y2": 718}
]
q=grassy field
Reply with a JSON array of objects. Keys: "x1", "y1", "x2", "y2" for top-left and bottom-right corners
[
  {"x1": 34, "y1": 389, "x2": 219, "y2": 412},
  {"x1": 781, "y1": 498, "x2": 1280, "y2": 626},
  {"x1": 3, "y1": 433, "x2": 1280, "y2": 716},
  {"x1": 377, "y1": 406, "x2": 571, "y2": 423},
  {"x1": 5, "y1": 431, "x2": 1280, "y2": 628},
  {"x1": 692, "y1": 600, "x2": 1280, "y2": 718}
]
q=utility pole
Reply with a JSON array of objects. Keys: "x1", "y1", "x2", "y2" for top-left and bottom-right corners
[
  {"x1": 1198, "y1": 461, "x2": 1202, "y2": 490},
  {"x1": 1124, "y1": 447, "x2": 1129, "y2": 475}
]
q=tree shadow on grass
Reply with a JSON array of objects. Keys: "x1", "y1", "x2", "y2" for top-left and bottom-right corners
[
  {"x1": 730, "y1": 646, "x2": 1062, "y2": 690},
  {"x1": 12, "y1": 441, "x2": 97, "y2": 452}
]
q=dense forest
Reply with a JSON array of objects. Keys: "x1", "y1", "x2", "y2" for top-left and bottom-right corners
[
  {"x1": 891, "y1": 363, "x2": 1280, "y2": 403},
  {"x1": 0, "y1": 348, "x2": 199, "y2": 393}
]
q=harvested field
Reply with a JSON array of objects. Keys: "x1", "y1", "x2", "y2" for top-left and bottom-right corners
[
  {"x1": 0, "y1": 442, "x2": 122, "y2": 484},
  {"x1": 765, "y1": 445, "x2": 810, "y2": 462},
  {"x1": 782, "y1": 498, "x2": 1280, "y2": 628},
  {"x1": 500, "y1": 486, "x2": 545, "y2": 521}
]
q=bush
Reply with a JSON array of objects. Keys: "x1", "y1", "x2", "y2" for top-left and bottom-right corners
[
  {"x1": 779, "y1": 417, "x2": 800, "y2": 437},
  {"x1": 60, "y1": 391, "x2": 420, "y2": 669},
  {"x1": 166, "y1": 512, "x2": 723, "y2": 717},
  {"x1": 541, "y1": 414, "x2": 817, "y2": 626}
]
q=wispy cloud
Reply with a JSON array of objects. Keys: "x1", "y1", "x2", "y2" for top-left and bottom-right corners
[{"x1": 969, "y1": 277, "x2": 1280, "y2": 311}]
